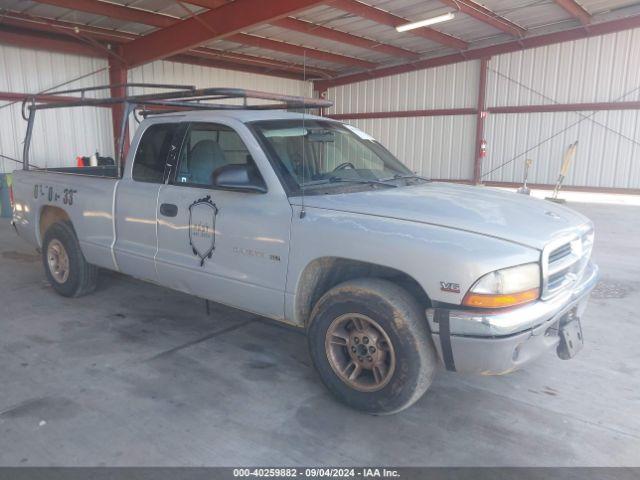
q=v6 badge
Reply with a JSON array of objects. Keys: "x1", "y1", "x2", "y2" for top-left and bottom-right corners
[{"x1": 440, "y1": 282, "x2": 461, "y2": 293}]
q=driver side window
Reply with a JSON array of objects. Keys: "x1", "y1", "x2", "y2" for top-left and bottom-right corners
[{"x1": 175, "y1": 123, "x2": 253, "y2": 187}]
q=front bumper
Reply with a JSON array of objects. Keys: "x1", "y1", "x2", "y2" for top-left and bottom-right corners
[{"x1": 426, "y1": 262, "x2": 599, "y2": 374}]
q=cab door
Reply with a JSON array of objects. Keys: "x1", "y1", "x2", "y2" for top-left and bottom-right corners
[
  {"x1": 114, "y1": 121, "x2": 181, "y2": 282},
  {"x1": 154, "y1": 121, "x2": 292, "y2": 320}
]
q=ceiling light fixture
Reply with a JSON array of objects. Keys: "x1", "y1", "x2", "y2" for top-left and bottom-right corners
[{"x1": 395, "y1": 12, "x2": 456, "y2": 32}]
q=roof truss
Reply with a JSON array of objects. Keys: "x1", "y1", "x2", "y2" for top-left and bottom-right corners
[
  {"x1": 271, "y1": 17, "x2": 420, "y2": 59},
  {"x1": 438, "y1": 0, "x2": 526, "y2": 36},
  {"x1": 554, "y1": 0, "x2": 592, "y2": 25},
  {"x1": 328, "y1": 0, "x2": 468, "y2": 50},
  {"x1": 0, "y1": 13, "x2": 335, "y2": 80},
  {"x1": 26, "y1": 0, "x2": 400, "y2": 69},
  {"x1": 227, "y1": 32, "x2": 378, "y2": 68},
  {"x1": 33, "y1": 0, "x2": 175, "y2": 28},
  {"x1": 119, "y1": 0, "x2": 327, "y2": 66},
  {"x1": 1, "y1": 0, "x2": 638, "y2": 87}
]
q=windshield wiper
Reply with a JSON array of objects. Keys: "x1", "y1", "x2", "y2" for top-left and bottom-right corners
[
  {"x1": 380, "y1": 173, "x2": 431, "y2": 182},
  {"x1": 326, "y1": 176, "x2": 398, "y2": 188}
]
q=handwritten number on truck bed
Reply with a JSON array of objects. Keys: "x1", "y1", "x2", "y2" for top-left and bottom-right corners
[{"x1": 34, "y1": 184, "x2": 77, "y2": 205}]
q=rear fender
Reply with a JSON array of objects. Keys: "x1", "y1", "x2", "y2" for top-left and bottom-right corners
[{"x1": 39, "y1": 205, "x2": 71, "y2": 246}]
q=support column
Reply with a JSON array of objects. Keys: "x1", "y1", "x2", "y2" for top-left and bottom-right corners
[
  {"x1": 473, "y1": 57, "x2": 490, "y2": 184},
  {"x1": 108, "y1": 51, "x2": 129, "y2": 167}
]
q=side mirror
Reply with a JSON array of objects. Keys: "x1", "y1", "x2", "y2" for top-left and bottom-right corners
[{"x1": 212, "y1": 163, "x2": 267, "y2": 193}]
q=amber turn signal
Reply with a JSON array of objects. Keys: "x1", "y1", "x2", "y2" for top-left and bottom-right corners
[{"x1": 462, "y1": 288, "x2": 540, "y2": 309}]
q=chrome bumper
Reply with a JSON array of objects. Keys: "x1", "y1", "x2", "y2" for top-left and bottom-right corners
[{"x1": 426, "y1": 262, "x2": 599, "y2": 374}]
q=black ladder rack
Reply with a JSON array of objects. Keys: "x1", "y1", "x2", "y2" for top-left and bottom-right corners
[{"x1": 20, "y1": 83, "x2": 333, "y2": 172}]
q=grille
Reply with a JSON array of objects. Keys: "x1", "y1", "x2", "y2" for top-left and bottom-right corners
[
  {"x1": 548, "y1": 243, "x2": 572, "y2": 264},
  {"x1": 543, "y1": 229, "x2": 594, "y2": 299}
]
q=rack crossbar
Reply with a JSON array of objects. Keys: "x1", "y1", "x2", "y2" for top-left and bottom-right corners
[{"x1": 19, "y1": 83, "x2": 333, "y2": 174}]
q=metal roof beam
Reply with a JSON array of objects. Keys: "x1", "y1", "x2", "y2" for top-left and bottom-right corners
[
  {"x1": 169, "y1": 54, "x2": 320, "y2": 80},
  {"x1": 120, "y1": 0, "x2": 326, "y2": 67},
  {"x1": 182, "y1": 0, "x2": 420, "y2": 59},
  {"x1": 187, "y1": 48, "x2": 337, "y2": 78},
  {"x1": 0, "y1": 91, "x2": 90, "y2": 104},
  {"x1": 438, "y1": 0, "x2": 526, "y2": 36},
  {"x1": 0, "y1": 11, "x2": 137, "y2": 43},
  {"x1": 0, "y1": 27, "x2": 101, "y2": 57},
  {"x1": 32, "y1": 0, "x2": 374, "y2": 70},
  {"x1": 1, "y1": 10, "x2": 336, "y2": 78},
  {"x1": 328, "y1": 0, "x2": 468, "y2": 50},
  {"x1": 271, "y1": 17, "x2": 420, "y2": 59},
  {"x1": 30, "y1": 0, "x2": 384, "y2": 70},
  {"x1": 228, "y1": 33, "x2": 378, "y2": 68},
  {"x1": 33, "y1": 0, "x2": 175, "y2": 28},
  {"x1": 0, "y1": 18, "x2": 332, "y2": 80},
  {"x1": 554, "y1": 0, "x2": 592, "y2": 25},
  {"x1": 178, "y1": 0, "x2": 229, "y2": 8}
]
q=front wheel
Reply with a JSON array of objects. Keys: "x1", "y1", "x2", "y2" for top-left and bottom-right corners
[
  {"x1": 307, "y1": 278, "x2": 437, "y2": 414},
  {"x1": 42, "y1": 221, "x2": 98, "y2": 297}
]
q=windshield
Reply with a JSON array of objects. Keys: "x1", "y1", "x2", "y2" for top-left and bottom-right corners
[{"x1": 251, "y1": 119, "x2": 414, "y2": 194}]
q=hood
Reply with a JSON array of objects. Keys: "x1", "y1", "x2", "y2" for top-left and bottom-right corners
[{"x1": 293, "y1": 182, "x2": 591, "y2": 250}]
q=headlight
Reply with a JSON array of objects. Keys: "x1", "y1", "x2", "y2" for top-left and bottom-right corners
[{"x1": 462, "y1": 263, "x2": 540, "y2": 308}]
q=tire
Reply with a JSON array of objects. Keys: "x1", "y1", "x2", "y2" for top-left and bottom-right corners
[
  {"x1": 307, "y1": 278, "x2": 437, "y2": 415},
  {"x1": 42, "y1": 221, "x2": 98, "y2": 297}
]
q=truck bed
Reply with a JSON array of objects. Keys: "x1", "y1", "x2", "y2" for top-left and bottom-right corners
[
  {"x1": 11, "y1": 168, "x2": 119, "y2": 271},
  {"x1": 39, "y1": 165, "x2": 119, "y2": 178}
]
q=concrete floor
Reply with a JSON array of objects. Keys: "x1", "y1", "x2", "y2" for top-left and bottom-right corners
[{"x1": 0, "y1": 201, "x2": 639, "y2": 467}]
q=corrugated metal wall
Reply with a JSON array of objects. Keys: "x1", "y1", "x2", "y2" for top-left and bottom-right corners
[
  {"x1": 346, "y1": 116, "x2": 476, "y2": 180},
  {"x1": 0, "y1": 45, "x2": 111, "y2": 173},
  {"x1": 326, "y1": 27, "x2": 640, "y2": 190},
  {"x1": 125, "y1": 61, "x2": 311, "y2": 150},
  {"x1": 128, "y1": 61, "x2": 311, "y2": 98},
  {"x1": 0, "y1": 49, "x2": 311, "y2": 173},
  {"x1": 326, "y1": 61, "x2": 479, "y2": 180},
  {"x1": 483, "y1": 28, "x2": 640, "y2": 189},
  {"x1": 327, "y1": 61, "x2": 479, "y2": 114},
  {"x1": 4, "y1": 27, "x2": 640, "y2": 189}
]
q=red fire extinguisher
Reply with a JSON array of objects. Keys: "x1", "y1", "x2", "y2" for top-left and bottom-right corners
[{"x1": 480, "y1": 139, "x2": 487, "y2": 158}]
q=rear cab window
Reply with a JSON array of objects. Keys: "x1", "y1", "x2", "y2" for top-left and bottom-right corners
[{"x1": 132, "y1": 123, "x2": 180, "y2": 183}]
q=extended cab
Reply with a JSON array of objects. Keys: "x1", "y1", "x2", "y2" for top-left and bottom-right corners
[{"x1": 11, "y1": 89, "x2": 598, "y2": 414}]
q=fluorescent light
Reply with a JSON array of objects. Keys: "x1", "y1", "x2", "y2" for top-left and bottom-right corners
[{"x1": 395, "y1": 12, "x2": 455, "y2": 32}]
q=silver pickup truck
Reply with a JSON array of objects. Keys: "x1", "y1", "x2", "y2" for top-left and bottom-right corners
[{"x1": 11, "y1": 90, "x2": 598, "y2": 414}]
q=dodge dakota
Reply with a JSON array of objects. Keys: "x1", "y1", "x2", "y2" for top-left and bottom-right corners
[{"x1": 11, "y1": 90, "x2": 598, "y2": 414}]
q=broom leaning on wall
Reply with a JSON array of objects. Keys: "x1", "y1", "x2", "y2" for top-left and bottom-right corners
[{"x1": 547, "y1": 141, "x2": 578, "y2": 203}]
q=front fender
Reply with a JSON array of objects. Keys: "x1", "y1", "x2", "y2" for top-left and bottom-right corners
[{"x1": 286, "y1": 206, "x2": 540, "y2": 324}]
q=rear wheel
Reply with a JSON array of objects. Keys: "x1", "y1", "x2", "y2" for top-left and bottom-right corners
[
  {"x1": 42, "y1": 221, "x2": 98, "y2": 297},
  {"x1": 308, "y1": 278, "x2": 437, "y2": 414}
]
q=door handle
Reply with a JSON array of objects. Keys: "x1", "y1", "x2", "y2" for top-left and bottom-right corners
[{"x1": 160, "y1": 203, "x2": 178, "y2": 217}]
